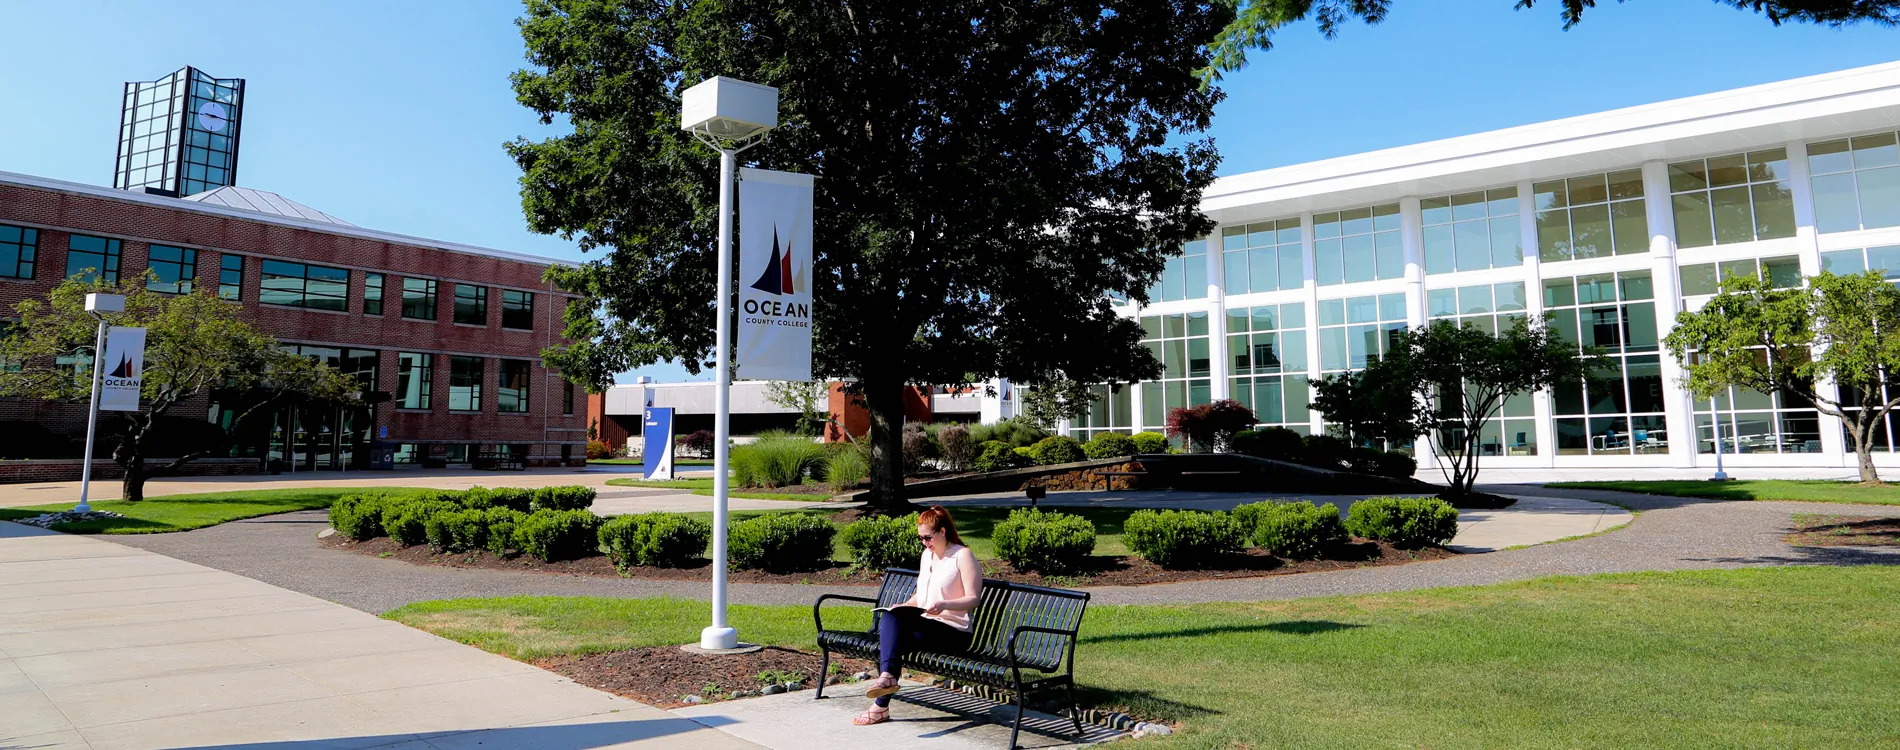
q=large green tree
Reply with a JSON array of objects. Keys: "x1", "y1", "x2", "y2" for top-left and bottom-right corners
[
  {"x1": 1203, "y1": 0, "x2": 1900, "y2": 81},
  {"x1": 1665, "y1": 270, "x2": 1900, "y2": 484},
  {"x1": 512, "y1": 0, "x2": 1226, "y2": 509},
  {"x1": 0, "y1": 278, "x2": 359, "y2": 502}
]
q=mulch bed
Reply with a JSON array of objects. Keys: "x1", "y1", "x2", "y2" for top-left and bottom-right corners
[
  {"x1": 322, "y1": 534, "x2": 1453, "y2": 587},
  {"x1": 1786, "y1": 515, "x2": 1900, "y2": 547},
  {"x1": 538, "y1": 645, "x2": 874, "y2": 709}
]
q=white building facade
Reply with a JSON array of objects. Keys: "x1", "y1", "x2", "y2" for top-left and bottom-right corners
[{"x1": 1068, "y1": 61, "x2": 1900, "y2": 471}]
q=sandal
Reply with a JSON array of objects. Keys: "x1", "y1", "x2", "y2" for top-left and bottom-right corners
[
  {"x1": 864, "y1": 675, "x2": 900, "y2": 699},
  {"x1": 853, "y1": 707, "x2": 889, "y2": 726}
]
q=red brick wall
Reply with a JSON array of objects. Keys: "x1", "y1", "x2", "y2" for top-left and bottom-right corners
[
  {"x1": 0, "y1": 458, "x2": 259, "y2": 484},
  {"x1": 0, "y1": 181, "x2": 589, "y2": 460}
]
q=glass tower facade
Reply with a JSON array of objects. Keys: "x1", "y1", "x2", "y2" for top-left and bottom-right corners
[{"x1": 114, "y1": 66, "x2": 245, "y2": 197}]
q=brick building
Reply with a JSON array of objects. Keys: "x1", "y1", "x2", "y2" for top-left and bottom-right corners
[{"x1": 0, "y1": 170, "x2": 587, "y2": 472}]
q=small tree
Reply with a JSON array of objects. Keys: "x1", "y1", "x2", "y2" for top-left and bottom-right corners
[
  {"x1": 0, "y1": 278, "x2": 359, "y2": 502},
  {"x1": 1376, "y1": 316, "x2": 1595, "y2": 498},
  {"x1": 1311, "y1": 368, "x2": 1414, "y2": 447},
  {"x1": 764, "y1": 380, "x2": 829, "y2": 437},
  {"x1": 1666, "y1": 270, "x2": 1900, "y2": 484},
  {"x1": 1017, "y1": 380, "x2": 1104, "y2": 430},
  {"x1": 1166, "y1": 399, "x2": 1257, "y2": 453}
]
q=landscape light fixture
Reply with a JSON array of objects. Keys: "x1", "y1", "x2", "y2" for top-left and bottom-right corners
[
  {"x1": 75, "y1": 293, "x2": 126, "y2": 513},
  {"x1": 680, "y1": 76, "x2": 779, "y2": 652}
]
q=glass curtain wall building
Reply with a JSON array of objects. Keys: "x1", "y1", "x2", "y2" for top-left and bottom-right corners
[
  {"x1": 1068, "y1": 61, "x2": 1900, "y2": 471},
  {"x1": 114, "y1": 66, "x2": 244, "y2": 197}
]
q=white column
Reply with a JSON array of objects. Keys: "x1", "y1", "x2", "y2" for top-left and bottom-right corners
[
  {"x1": 1640, "y1": 160, "x2": 1697, "y2": 468},
  {"x1": 1519, "y1": 180, "x2": 1557, "y2": 467},
  {"x1": 1208, "y1": 231, "x2": 1230, "y2": 401},
  {"x1": 1301, "y1": 213, "x2": 1324, "y2": 435},
  {"x1": 1786, "y1": 141, "x2": 1850, "y2": 462},
  {"x1": 1399, "y1": 197, "x2": 1437, "y2": 468}
]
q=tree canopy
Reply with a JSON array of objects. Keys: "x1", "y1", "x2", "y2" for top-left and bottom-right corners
[
  {"x1": 511, "y1": 0, "x2": 1228, "y2": 508},
  {"x1": 1665, "y1": 269, "x2": 1900, "y2": 483}
]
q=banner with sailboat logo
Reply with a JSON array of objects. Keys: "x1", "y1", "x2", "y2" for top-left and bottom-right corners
[
  {"x1": 99, "y1": 326, "x2": 146, "y2": 412},
  {"x1": 735, "y1": 167, "x2": 815, "y2": 381}
]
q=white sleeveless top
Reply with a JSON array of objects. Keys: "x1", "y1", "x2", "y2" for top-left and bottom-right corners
[{"x1": 917, "y1": 544, "x2": 977, "y2": 632}]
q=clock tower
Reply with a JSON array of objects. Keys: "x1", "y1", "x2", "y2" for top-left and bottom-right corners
[{"x1": 113, "y1": 66, "x2": 245, "y2": 198}]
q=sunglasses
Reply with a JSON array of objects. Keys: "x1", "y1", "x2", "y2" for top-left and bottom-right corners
[{"x1": 918, "y1": 532, "x2": 936, "y2": 542}]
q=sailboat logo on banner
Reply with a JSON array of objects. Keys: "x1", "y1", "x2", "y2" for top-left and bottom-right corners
[{"x1": 748, "y1": 228, "x2": 799, "y2": 296}]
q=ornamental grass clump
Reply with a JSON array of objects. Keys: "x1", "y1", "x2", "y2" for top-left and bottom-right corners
[
  {"x1": 839, "y1": 512, "x2": 924, "y2": 570},
  {"x1": 597, "y1": 512, "x2": 712, "y2": 571},
  {"x1": 825, "y1": 444, "x2": 870, "y2": 488},
  {"x1": 1123, "y1": 509, "x2": 1246, "y2": 569},
  {"x1": 513, "y1": 509, "x2": 602, "y2": 562},
  {"x1": 1246, "y1": 501, "x2": 1348, "y2": 560},
  {"x1": 1344, "y1": 496, "x2": 1460, "y2": 548},
  {"x1": 732, "y1": 432, "x2": 828, "y2": 488},
  {"x1": 729, "y1": 513, "x2": 837, "y2": 572},
  {"x1": 992, "y1": 509, "x2": 1097, "y2": 573}
]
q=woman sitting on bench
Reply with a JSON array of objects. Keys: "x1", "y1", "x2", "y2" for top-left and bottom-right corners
[{"x1": 854, "y1": 505, "x2": 983, "y2": 726}]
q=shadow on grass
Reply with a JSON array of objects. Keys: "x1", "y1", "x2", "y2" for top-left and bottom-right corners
[
  {"x1": 1081, "y1": 620, "x2": 1363, "y2": 646},
  {"x1": 1073, "y1": 685, "x2": 1222, "y2": 721}
]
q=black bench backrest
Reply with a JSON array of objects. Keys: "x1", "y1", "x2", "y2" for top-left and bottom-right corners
[{"x1": 881, "y1": 567, "x2": 1088, "y2": 673}]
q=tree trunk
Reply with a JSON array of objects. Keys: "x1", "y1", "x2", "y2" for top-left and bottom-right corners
[
  {"x1": 862, "y1": 378, "x2": 909, "y2": 514},
  {"x1": 1857, "y1": 445, "x2": 1883, "y2": 484},
  {"x1": 121, "y1": 454, "x2": 146, "y2": 503}
]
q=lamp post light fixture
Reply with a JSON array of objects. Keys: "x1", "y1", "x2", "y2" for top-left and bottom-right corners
[
  {"x1": 680, "y1": 76, "x2": 778, "y2": 653},
  {"x1": 75, "y1": 293, "x2": 126, "y2": 513}
]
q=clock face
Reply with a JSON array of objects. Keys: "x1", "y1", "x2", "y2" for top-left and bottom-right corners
[{"x1": 195, "y1": 101, "x2": 229, "y2": 134}]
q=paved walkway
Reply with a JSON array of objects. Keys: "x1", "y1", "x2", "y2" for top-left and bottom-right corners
[
  {"x1": 0, "y1": 521, "x2": 758, "y2": 750},
  {"x1": 0, "y1": 466, "x2": 720, "y2": 508}
]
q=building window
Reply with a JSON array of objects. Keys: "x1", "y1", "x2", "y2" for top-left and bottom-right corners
[
  {"x1": 1535, "y1": 170, "x2": 1648, "y2": 262},
  {"x1": 67, "y1": 235, "x2": 122, "y2": 284},
  {"x1": 1148, "y1": 240, "x2": 1208, "y2": 303},
  {"x1": 403, "y1": 278, "x2": 438, "y2": 320},
  {"x1": 449, "y1": 356, "x2": 483, "y2": 412},
  {"x1": 1545, "y1": 271, "x2": 1665, "y2": 456},
  {"x1": 0, "y1": 225, "x2": 37, "y2": 280},
  {"x1": 1071, "y1": 384, "x2": 1135, "y2": 443},
  {"x1": 498, "y1": 359, "x2": 531, "y2": 413},
  {"x1": 1426, "y1": 281, "x2": 1527, "y2": 335},
  {"x1": 501, "y1": 289, "x2": 534, "y2": 330},
  {"x1": 259, "y1": 260, "x2": 348, "y2": 311},
  {"x1": 447, "y1": 445, "x2": 470, "y2": 464},
  {"x1": 1313, "y1": 204, "x2": 1402, "y2": 285},
  {"x1": 284, "y1": 345, "x2": 378, "y2": 391},
  {"x1": 1820, "y1": 245, "x2": 1900, "y2": 280},
  {"x1": 1809, "y1": 131, "x2": 1900, "y2": 234},
  {"x1": 363, "y1": 273, "x2": 384, "y2": 316},
  {"x1": 1680, "y1": 256, "x2": 1803, "y2": 297},
  {"x1": 1423, "y1": 188, "x2": 1521, "y2": 275},
  {"x1": 454, "y1": 284, "x2": 487, "y2": 325},
  {"x1": 218, "y1": 254, "x2": 243, "y2": 300},
  {"x1": 1220, "y1": 219, "x2": 1303, "y2": 295},
  {"x1": 1138, "y1": 312, "x2": 1212, "y2": 427},
  {"x1": 396, "y1": 352, "x2": 433, "y2": 409},
  {"x1": 562, "y1": 379, "x2": 575, "y2": 416},
  {"x1": 1227, "y1": 302, "x2": 1311, "y2": 433},
  {"x1": 1669, "y1": 150, "x2": 1796, "y2": 248},
  {"x1": 146, "y1": 245, "x2": 196, "y2": 295},
  {"x1": 1318, "y1": 293, "x2": 1407, "y2": 373}
]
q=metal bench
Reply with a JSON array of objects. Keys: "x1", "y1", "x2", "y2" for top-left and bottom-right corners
[
  {"x1": 813, "y1": 568, "x2": 1091, "y2": 749},
  {"x1": 473, "y1": 449, "x2": 525, "y2": 471}
]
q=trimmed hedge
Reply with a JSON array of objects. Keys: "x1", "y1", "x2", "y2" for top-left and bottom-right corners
[
  {"x1": 992, "y1": 509, "x2": 1096, "y2": 573},
  {"x1": 1082, "y1": 433, "x2": 1137, "y2": 460},
  {"x1": 972, "y1": 440, "x2": 1033, "y2": 473},
  {"x1": 597, "y1": 512, "x2": 711, "y2": 571},
  {"x1": 1028, "y1": 436, "x2": 1085, "y2": 465},
  {"x1": 513, "y1": 509, "x2": 603, "y2": 562},
  {"x1": 1130, "y1": 431, "x2": 1170, "y2": 454},
  {"x1": 729, "y1": 513, "x2": 837, "y2": 572},
  {"x1": 1245, "y1": 501, "x2": 1347, "y2": 560},
  {"x1": 329, "y1": 493, "x2": 391, "y2": 540},
  {"x1": 532, "y1": 485, "x2": 597, "y2": 512},
  {"x1": 1345, "y1": 496, "x2": 1459, "y2": 548},
  {"x1": 839, "y1": 513, "x2": 924, "y2": 570},
  {"x1": 461, "y1": 486, "x2": 534, "y2": 513},
  {"x1": 483, "y1": 508, "x2": 525, "y2": 557},
  {"x1": 1123, "y1": 509, "x2": 1246, "y2": 569},
  {"x1": 381, "y1": 494, "x2": 461, "y2": 547}
]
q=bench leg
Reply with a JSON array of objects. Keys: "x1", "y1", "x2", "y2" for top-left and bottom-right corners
[
  {"x1": 815, "y1": 650, "x2": 830, "y2": 699},
  {"x1": 1061, "y1": 680, "x2": 1084, "y2": 736},
  {"x1": 1008, "y1": 680, "x2": 1025, "y2": 750}
]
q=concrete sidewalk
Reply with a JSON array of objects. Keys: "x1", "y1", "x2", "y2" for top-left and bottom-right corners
[{"x1": 0, "y1": 521, "x2": 758, "y2": 750}]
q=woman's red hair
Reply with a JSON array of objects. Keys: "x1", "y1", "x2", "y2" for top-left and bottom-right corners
[{"x1": 917, "y1": 505, "x2": 963, "y2": 546}]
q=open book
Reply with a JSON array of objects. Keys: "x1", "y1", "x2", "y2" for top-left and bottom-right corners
[{"x1": 872, "y1": 604, "x2": 925, "y2": 616}]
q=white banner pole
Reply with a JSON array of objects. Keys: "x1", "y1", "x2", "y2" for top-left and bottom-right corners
[
  {"x1": 702, "y1": 146, "x2": 740, "y2": 652},
  {"x1": 75, "y1": 319, "x2": 108, "y2": 513}
]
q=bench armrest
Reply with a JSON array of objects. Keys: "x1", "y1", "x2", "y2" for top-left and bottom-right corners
[
  {"x1": 1006, "y1": 625, "x2": 1079, "y2": 673},
  {"x1": 813, "y1": 593, "x2": 880, "y2": 634}
]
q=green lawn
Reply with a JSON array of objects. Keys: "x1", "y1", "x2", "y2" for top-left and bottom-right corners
[
  {"x1": 387, "y1": 566, "x2": 1900, "y2": 748},
  {"x1": 0, "y1": 487, "x2": 431, "y2": 534},
  {"x1": 605, "y1": 477, "x2": 834, "y2": 502},
  {"x1": 1548, "y1": 479, "x2": 1900, "y2": 506}
]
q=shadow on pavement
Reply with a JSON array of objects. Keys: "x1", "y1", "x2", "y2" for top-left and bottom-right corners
[{"x1": 124, "y1": 716, "x2": 735, "y2": 750}]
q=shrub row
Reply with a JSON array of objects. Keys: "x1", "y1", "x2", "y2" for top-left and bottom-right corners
[
  {"x1": 328, "y1": 485, "x2": 599, "y2": 562},
  {"x1": 1230, "y1": 428, "x2": 1418, "y2": 479},
  {"x1": 1344, "y1": 496, "x2": 1460, "y2": 548},
  {"x1": 1123, "y1": 495, "x2": 1458, "y2": 568},
  {"x1": 992, "y1": 509, "x2": 1096, "y2": 573}
]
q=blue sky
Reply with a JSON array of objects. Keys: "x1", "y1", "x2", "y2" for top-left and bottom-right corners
[{"x1": 1, "y1": 1, "x2": 1895, "y2": 383}]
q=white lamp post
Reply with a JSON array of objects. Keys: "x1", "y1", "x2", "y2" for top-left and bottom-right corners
[
  {"x1": 680, "y1": 76, "x2": 778, "y2": 652},
  {"x1": 1709, "y1": 396, "x2": 1730, "y2": 482},
  {"x1": 75, "y1": 292, "x2": 125, "y2": 513}
]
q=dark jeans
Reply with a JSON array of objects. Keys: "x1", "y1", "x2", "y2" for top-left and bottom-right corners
[{"x1": 875, "y1": 608, "x2": 971, "y2": 707}]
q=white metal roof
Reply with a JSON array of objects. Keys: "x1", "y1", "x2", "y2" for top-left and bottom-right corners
[
  {"x1": 1203, "y1": 60, "x2": 1900, "y2": 223},
  {"x1": 182, "y1": 186, "x2": 356, "y2": 226}
]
